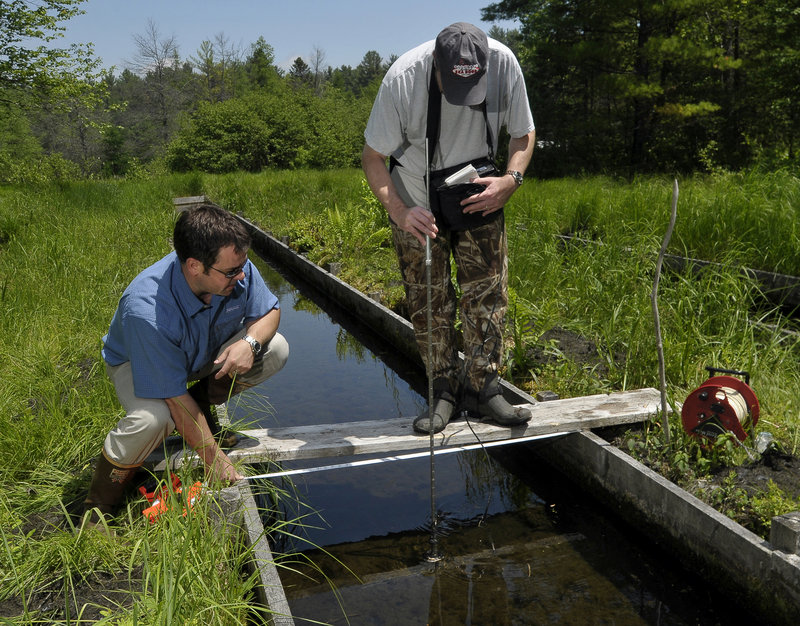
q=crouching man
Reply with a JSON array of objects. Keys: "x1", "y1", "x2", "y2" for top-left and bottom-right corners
[{"x1": 83, "y1": 204, "x2": 289, "y2": 523}]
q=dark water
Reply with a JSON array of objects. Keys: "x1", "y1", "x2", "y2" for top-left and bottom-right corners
[{"x1": 231, "y1": 257, "x2": 755, "y2": 625}]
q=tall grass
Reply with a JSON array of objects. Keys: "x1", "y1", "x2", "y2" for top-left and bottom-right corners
[
  {"x1": 2, "y1": 168, "x2": 800, "y2": 619},
  {"x1": 505, "y1": 174, "x2": 800, "y2": 451},
  {"x1": 0, "y1": 175, "x2": 315, "y2": 623},
  {"x1": 514, "y1": 171, "x2": 800, "y2": 275}
]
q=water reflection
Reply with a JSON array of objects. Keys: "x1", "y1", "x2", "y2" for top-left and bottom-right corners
[
  {"x1": 269, "y1": 450, "x2": 747, "y2": 625},
  {"x1": 228, "y1": 258, "x2": 425, "y2": 428}
]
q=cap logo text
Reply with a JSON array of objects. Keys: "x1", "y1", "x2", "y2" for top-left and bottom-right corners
[{"x1": 452, "y1": 63, "x2": 480, "y2": 78}]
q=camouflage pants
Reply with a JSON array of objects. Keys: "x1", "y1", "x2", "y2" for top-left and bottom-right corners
[{"x1": 391, "y1": 215, "x2": 508, "y2": 398}]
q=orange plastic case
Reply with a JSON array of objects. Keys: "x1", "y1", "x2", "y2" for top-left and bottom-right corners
[{"x1": 139, "y1": 474, "x2": 203, "y2": 523}]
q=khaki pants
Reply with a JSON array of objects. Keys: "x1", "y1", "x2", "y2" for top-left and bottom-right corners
[{"x1": 103, "y1": 331, "x2": 289, "y2": 466}]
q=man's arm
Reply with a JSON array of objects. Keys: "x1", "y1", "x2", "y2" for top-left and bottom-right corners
[
  {"x1": 165, "y1": 393, "x2": 242, "y2": 484},
  {"x1": 506, "y1": 131, "x2": 535, "y2": 180},
  {"x1": 213, "y1": 306, "x2": 280, "y2": 379},
  {"x1": 461, "y1": 129, "x2": 536, "y2": 215},
  {"x1": 362, "y1": 144, "x2": 438, "y2": 245}
]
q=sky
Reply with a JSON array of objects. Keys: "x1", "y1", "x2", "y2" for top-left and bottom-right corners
[{"x1": 55, "y1": 0, "x2": 518, "y2": 73}]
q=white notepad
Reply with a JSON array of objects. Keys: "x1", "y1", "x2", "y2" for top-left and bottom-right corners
[{"x1": 443, "y1": 164, "x2": 478, "y2": 187}]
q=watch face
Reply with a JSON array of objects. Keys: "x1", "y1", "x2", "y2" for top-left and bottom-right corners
[{"x1": 245, "y1": 335, "x2": 261, "y2": 354}]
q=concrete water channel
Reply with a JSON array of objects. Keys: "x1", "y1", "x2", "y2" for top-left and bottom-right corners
[
  {"x1": 219, "y1": 245, "x2": 765, "y2": 624},
  {"x1": 155, "y1": 201, "x2": 800, "y2": 622}
]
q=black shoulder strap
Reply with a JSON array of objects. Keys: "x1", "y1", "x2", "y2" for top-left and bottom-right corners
[
  {"x1": 425, "y1": 70, "x2": 442, "y2": 170},
  {"x1": 426, "y1": 69, "x2": 494, "y2": 172}
]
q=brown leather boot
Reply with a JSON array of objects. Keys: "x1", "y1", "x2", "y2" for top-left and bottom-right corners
[{"x1": 82, "y1": 453, "x2": 139, "y2": 529}]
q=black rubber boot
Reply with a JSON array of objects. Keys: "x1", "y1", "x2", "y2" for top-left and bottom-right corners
[
  {"x1": 476, "y1": 376, "x2": 532, "y2": 427},
  {"x1": 413, "y1": 378, "x2": 457, "y2": 434},
  {"x1": 413, "y1": 397, "x2": 456, "y2": 434},
  {"x1": 478, "y1": 394, "x2": 532, "y2": 426},
  {"x1": 207, "y1": 415, "x2": 239, "y2": 449}
]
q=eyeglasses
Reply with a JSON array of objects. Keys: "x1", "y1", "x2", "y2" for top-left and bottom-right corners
[{"x1": 208, "y1": 262, "x2": 246, "y2": 279}]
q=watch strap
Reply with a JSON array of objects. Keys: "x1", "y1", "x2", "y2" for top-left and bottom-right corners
[
  {"x1": 506, "y1": 170, "x2": 524, "y2": 186},
  {"x1": 242, "y1": 334, "x2": 261, "y2": 355}
]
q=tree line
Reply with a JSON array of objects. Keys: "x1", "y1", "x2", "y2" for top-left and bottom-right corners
[
  {"x1": 0, "y1": 8, "x2": 390, "y2": 183},
  {"x1": 2, "y1": 0, "x2": 799, "y2": 183},
  {"x1": 483, "y1": 0, "x2": 800, "y2": 176}
]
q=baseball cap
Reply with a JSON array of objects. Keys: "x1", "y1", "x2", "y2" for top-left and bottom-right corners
[{"x1": 433, "y1": 22, "x2": 488, "y2": 106}]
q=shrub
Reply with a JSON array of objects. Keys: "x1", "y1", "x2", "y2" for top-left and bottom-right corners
[
  {"x1": 165, "y1": 86, "x2": 371, "y2": 174},
  {"x1": 0, "y1": 151, "x2": 83, "y2": 185},
  {"x1": 166, "y1": 99, "x2": 272, "y2": 173}
]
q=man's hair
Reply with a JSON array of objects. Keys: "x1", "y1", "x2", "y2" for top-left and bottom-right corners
[{"x1": 173, "y1": 204, "x2": 251, "y2": 268}]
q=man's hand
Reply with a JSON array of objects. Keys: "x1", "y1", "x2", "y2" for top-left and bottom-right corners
[
  {"x1": 362, "y1": 143, "x2": 438, "y2": 245},
  {"x1": 166, "y1": 393, "x2": 243, "y2": 485},
  {"x1": 461, "y1": 131, "x2": 534, "y2": 216},
  {"x1": 393, "y1": 205, "x2": 438, "y2": 245},
  {"x1": 207, "y1": 453, "x2": 244, "y2": 484},
  {"x1": 460, "y1": 173, "x2": 518, "y2": 216},
  {"x1": 213, "y1": 339, "x2": 254, "y2": 380}
]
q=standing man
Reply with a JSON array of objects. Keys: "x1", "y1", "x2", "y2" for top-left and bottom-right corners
[
  {"x1": 83, "y1": 204, "x2": 289, "y2": 523},
  {"x1": 362, "y1": 22, "x2": 535, "y2": 434}
]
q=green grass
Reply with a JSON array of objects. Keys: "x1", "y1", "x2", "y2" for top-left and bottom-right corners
[
  {"x1": 503, "y1": 174, "x2": 800, "y2": 431},
  {"x1": 2, "y1": 168, "x2": 800, "y2": 620},
  {"x1": 512, "y1": 170, "x2": 800, "y2": 275},
  {"x1": 0, "y1": 175, "x2": 332, "y2": 623}
]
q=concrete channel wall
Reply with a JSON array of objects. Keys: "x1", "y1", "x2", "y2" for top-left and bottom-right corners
[
  {"x1": 535, "y1": 432, "x2": 800, "y2": 622},
  {"x1": 238, "y1": 215, "x2": 800, "y2": 623},
  {"x1": 213, "y1": 483, "x2": 295, "y2": 625}
]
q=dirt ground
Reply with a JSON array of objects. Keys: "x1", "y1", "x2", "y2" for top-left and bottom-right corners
[
  {"x1": 0, "y1": 475, "x2": 141, "y2": 622},
  {"x1": 0, "y1": 570, "x2": 138, "y2": 623},
  {"x1": 719, "y1": 447, "x2": 800, "y2": 498}
]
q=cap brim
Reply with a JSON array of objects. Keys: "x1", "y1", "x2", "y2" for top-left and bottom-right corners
[{"x1": 439, "y1": 72, "x2": 487, "y2": 106}]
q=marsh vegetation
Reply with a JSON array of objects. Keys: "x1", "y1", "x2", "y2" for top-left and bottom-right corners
[{"x1": 2, "y1": 168, "x2": 800, "y2": 622}]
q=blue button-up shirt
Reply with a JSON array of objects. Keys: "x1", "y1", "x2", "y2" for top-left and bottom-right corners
[{"x1": 101, "y1": 251, "x2": 279, "y2": 399}]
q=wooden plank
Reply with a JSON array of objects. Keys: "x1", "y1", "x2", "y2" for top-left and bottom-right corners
[
  {"x1": 172, "y1": 195, "x2": 213, "y2": 212},
  {"x1": 146, "y1": 387, "x2": 662, "y2": 472}
]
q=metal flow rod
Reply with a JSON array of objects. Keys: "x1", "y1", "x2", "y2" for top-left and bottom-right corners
[
  {"x1": 651, "y1": 179, "x2": 678, "y2": 445},
  {"x1": 425, "y1": 137, "x2": 440, "y2": 562}
]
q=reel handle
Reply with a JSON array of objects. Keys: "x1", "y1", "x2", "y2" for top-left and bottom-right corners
[{"x1": 705, "y1": 366, "x2": 749, "y2": 386}]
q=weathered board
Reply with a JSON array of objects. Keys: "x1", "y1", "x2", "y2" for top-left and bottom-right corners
[
  {"x1": 173, "y1": 195, "x2": 210, "y2": 212},
  {"x1": 146, "y1": 387, "x2": 662, "y2": 472}
]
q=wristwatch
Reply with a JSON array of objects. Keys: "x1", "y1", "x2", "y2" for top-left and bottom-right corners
[
  {"x1": 242, "y1": 334, "x2": 262, "y2": 356},
  {"x1": 506, "y1": 170, "x2": 524, "y2": 186}
]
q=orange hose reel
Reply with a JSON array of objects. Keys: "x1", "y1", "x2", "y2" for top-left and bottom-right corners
[{"x1": 681, "y1": 367, "x2": 759, "y2": 442}]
